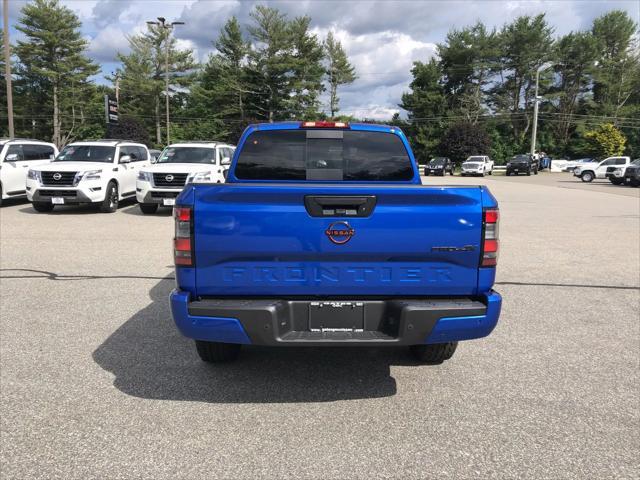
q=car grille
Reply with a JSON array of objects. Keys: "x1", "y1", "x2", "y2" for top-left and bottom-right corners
[
  {"x1": 153, "y1": 173, "x2": 188, "y2": 188},
  {"x1": 41, "y1": 171, "x2": 77, "y2": 186},
  {"x1": 38, "y1": 190, "x2": 77, "y2": 197}
]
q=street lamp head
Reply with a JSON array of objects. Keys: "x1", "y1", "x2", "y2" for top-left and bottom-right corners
[
  {"x1": 146, "y1": 21, "x2": 159, "y2": 26},
  {"x1": 171, "y1": 21, "x2": 185, "y2": 26},
  {"x1": 537, "y1": 61, "x2": 554, "y2": 73},
  {"x1": 157, "y1": 16, "x2": 166, "y2": 24}
]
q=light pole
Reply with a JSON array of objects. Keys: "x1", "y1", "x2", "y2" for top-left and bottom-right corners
[
  {"x1": 530, "y1": 62, "x2": 554, "y2": 157},
  {"x1": 146, "y1": 17, "x2": 184, "y2": 146},
  {"x1": 3, "y1": 0, "x2": 15, "y2": 139}
]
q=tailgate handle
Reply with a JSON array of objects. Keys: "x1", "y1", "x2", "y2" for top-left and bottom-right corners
[{"x1": 304, "y1": 195, "x2": 377, "y2": 217}]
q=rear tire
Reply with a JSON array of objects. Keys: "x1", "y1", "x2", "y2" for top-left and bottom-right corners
[
  {"x1": 534, "y1": 168, "x2": 538, "y2": 175},
  {"x1": 100, "y1": 181, "x2": 119, "y2": 213},
  {"x1": 488, "y1": 170, "x2": 492, "y2": 175},
  {"x1": 139, "y1": 203, "x2": 158, "y2": 214},
  {"x1": 609, "y1": 178, "x2": 623, "y2": 185},
  {"x1": 32, "y1": 201, "x2": 54, "y2": 212},
  {"x1": 409, "y1": 342, "x2": 458, "y2": 364},
  {"x1": 195, "y1": 340, "x2": 241, "y2": 363},
  {"x1": 506, "y1": 171, "x2": 511, "y2": 176}
]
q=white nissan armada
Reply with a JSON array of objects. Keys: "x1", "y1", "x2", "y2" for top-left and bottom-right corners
[
  {"x1": 136, "y1": 142, "x2": 234, "y2": 214},
  {"x1": 26, "y1": 140, "x2": 150, "y2": 212}
]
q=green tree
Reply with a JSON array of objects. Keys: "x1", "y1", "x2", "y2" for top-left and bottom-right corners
[
  {"x1": 324, "y1": 31, "x2": 356, "y2": 118},
  {"x1": 116, "y1": 23, "x2": 197, "y2": 145},
  {"x1": 246, "y1": 6, "x2": 295, "y2": 121},
  {"x1": 438, "y1": 122, "x2": 492, "y2": 164},
  {"x1": 591, "y1": 10, "x2": 639, "y2": 118},
  {"x1": 288, "y1": 16, "x2": 325, "y2": 118},
  {"x1": 107, "y1": 115, "x2": 151, "y2": 146},
  {"x1": 399, "y1": 59, "x2": 447, "y2": 162},
  {"x1": 14, "y1": 0, "x2": 99, "y2": 147},
  {"x1": 437, "y1": 22, "x2": 498, "y2": 123},
  {"x1": 490, "y1": 15, "x2": 554, "y2": 143},
  {"x1": 549, "y1": 31, "x2": 599, "y2": 153},
  {"x1": 584, "y1": 123, "x2": 626, "y2": 157}
]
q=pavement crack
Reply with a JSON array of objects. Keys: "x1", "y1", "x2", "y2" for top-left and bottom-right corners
[{"x1": 0, "y1": 269, "x2": 175, "y2": 281}]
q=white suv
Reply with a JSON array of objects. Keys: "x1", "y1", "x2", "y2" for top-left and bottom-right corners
[
  {"x1": 0, "y1": 139, "x2": 58, "y2": 205},
  {"x1": 26, "y1": 140, "x2": 150, "y2": 212},
  {"x1": 136, "y1": 142, "x2": 234, "y2": 214},
  {"x1": 461, "y1": 155, "x2": 494, "y2": 176},
  {"x1": 573, "y1": 156, "x2": 631, "y2": 182}
]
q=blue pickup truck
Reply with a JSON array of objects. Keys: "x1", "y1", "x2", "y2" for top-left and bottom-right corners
[{"x1": 170, "y1": 121, "x2": 502, "y2": 364}]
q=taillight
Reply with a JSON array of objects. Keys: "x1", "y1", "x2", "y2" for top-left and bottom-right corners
[
  {"x1": 174, "y1": 206, "x2": 193, "y2": 266},
  {"x1": 301, "y1": 121, "x2": 349, "y2": 128},
  {"x1": 481, "y1": 208, "x2": 499, "y2": 267}
]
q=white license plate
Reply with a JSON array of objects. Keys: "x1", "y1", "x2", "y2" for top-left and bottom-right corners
[
  {"x1": 163, "y1": 198, "x2": 175, "y2": 206},
  {"x1": 51, "y1": 197, "x2": 65, "y2": 205}
]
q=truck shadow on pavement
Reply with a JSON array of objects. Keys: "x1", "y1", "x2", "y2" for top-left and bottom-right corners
[{"x1": 93, "y1": 278, "x2": 410, "y2": 403}]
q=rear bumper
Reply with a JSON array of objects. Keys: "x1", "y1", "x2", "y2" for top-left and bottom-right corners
[{"x1": 170, "y1": 290, "x2": 502, "y2": 346}]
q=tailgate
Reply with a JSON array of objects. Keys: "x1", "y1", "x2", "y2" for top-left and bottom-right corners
[{"x1": 193, "y1": 184, "x2": 484, "y2": 296}]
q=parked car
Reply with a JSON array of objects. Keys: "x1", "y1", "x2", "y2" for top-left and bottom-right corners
[
  {"x1": 0, "y1": 138, "x2": 58, "y2": 206},
  {"x1": 506, "y1": 154, "x2": 538, "y2": 176},
  {"x1": 461, "y1": 155, "x2": 493, "y2": 176},
  {"x1": 26, "y1": 140, "x2": 150, "y2": 212},
  {"x1": 562, "y1": 158, "x2": 595, "y2": 172},
  {"x1": 424, "y1": 157, "x2": 454, "y2": 176},
  {"x1": 136, "y1": 142, "x2": 235, "y2": 214},
  {"x1": 170, "y1": 121, "x2": 502, "y2": 364},
  {"x1": 622, "y1": 159, "x2": 640, "y2": 187},
  {"x1": 573, "y1": 156, "x2": 631, "y2": 182}
]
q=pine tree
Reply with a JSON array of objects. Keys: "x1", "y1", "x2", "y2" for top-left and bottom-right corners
[
  {"x1": 14, "y1": 0, "x2": 99, "y2": 147},
  {"x1": 288, "y1": 16, "x2": 325, "y2": 118},
  {"x1": 116, "y1": 23, "x2": 197, "y2": 145},
  {"x1": 324, "y1": 32, "x2": 356, "y2": 118},
  {"x1": 0, "y1": 28, "x2": 6, "y2": 137}
]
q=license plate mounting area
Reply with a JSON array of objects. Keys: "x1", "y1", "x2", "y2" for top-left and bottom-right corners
[{"x1": 309, "y1": 301, "x2": 364, "y2": 332}]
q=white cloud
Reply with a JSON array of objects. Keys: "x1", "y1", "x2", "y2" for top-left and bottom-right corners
[{"x1": 87, "y1": 24, "x2": 131, "y2": 62}]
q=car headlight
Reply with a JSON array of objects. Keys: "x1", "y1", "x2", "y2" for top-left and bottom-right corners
[
  {"x1": 27, "y1": 169, "x2": 40, "y2": 181},
  {"x1": 187, "y1": 171, "x2": 213, "y2": 183},
  {"x1": 138, "y1": 171, "x2": 152, "y2": 181},
  {"x1": 79, "y1": 169, "x2": 102, "y2": 181}
]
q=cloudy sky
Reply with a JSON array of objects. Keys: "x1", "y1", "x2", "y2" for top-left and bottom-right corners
[{"x1": 4, "y1": 0, "x2": 639, "y2": 119}]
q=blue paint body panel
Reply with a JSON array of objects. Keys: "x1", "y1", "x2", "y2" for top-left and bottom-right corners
[
  {"x1": 170, "y1": 289, "x2": 251, "y2": 344},
  {"x1": 425, "y1": 291, "x2": 502, "y2": 344}
]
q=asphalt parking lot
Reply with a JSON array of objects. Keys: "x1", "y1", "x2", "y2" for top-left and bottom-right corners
[{"x1": 1, "y1": 172, "x2": 639, "y2": 479}]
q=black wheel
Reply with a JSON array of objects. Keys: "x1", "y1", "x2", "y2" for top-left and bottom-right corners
[
  {"x1": 424, "y1": 170, "x2": 429, "y2": 176},
  {"x1": 32, "y1": 201, "x2": 54, "y2": 212},
  {"x1": 195, "y1": 340, "x2": 241, "y2": 363},
  {"x1": 100, "y1": 181, "x2": 119, "y2": 213},
  {"x1": 534, "y1": 168, "x2": 538, "y2": 175},
  {"x1": 506, "y1": 171, "x2": 510, "y2": 176},
  {"x1": 409, "y1": 342, "x2": 458, "y2": 364},
  {"x1": 526, "y1": 169, "x2": 531, "y2": 176},
  {"x1": 488, "y1": 170, "x2": 492, "y2": 175},
  {"x1": 449, "y1": 170, "x2": 454, "y2": 176},
  {"x1": 139, "y1": 203, "x2": 158, "y2": 214},
  {"x1": 581, "y1": 171, "x2": 594, "y2": 183},
  {"x1": 609, "y1": 178, "x2": 623, "y2": 185},
  {"x1": 630, "y1": 179, "x2": 639, "y2": 187}
]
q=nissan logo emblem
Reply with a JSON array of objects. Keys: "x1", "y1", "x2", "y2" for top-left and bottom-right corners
[
  {"x1": 165, "y1": 174, "x2": 174, "y2": 182},
  {"x1": 325, "y1": 221, "x2": 355, "y2": 245},
  {"x1": 53, "y1": 173, "x2": 62, "y2": 181}
]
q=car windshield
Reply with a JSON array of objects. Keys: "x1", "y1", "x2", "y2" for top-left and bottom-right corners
[
  {"x1": 157, "y1": 147, "x2": 216, "y2": 164},
  {"x1": 55, "y1": 145, "x2": 115, "y2": 163},
  {"x1": 630, "y1": 159, "x2": 640, "y2": 165},
  {"x1": 235, "y1": 129, "x2": 413, "y2": 181},
  {"x1": 511, "y1": 155, "x2": 530, "y2": 161},
  {"x1": 429, "y1": 158, "x2": 446, "y2": 165},
  {"x1": 467, "y1": 157, "x2": 484, "y2": 162}
]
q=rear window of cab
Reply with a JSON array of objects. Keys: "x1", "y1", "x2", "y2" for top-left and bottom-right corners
[{"x1": 234, "y1": 129, "x2": 413, "y2": 181}]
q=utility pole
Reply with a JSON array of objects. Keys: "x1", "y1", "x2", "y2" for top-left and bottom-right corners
[
  {"x1": 111, "y1": 71, "x2": 120, "y2": 108},
  {"x1": 146, "y1": 17, "x2": 184, "y2": 146},
  {"x1": 530, "y1": 62, "x2": 554, "y2": 157},
  {"x1": 3, "y1": 0, "x2": 15, "y2": 139}
]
